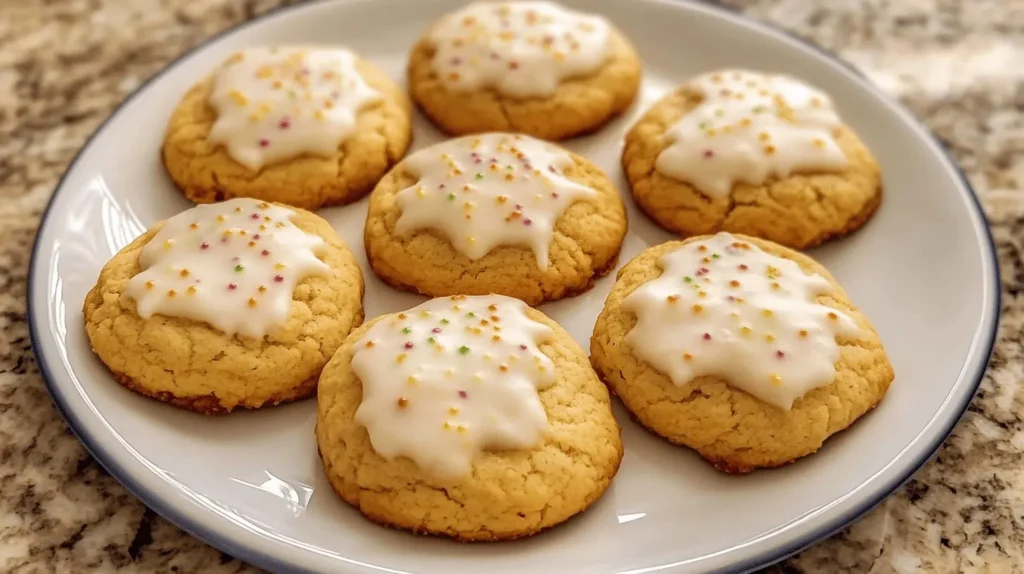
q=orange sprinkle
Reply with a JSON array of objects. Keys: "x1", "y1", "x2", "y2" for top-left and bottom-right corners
[
  {"x1": 827, "y1": 312, "x2": 839, "y2": 320},
  {"x1": 365, "y1": 341, "x2": 375, "y2": 348},
  {"x1": 397, "y1": 397, "x2": 409, "y2": 408},
  {"x1": 188, "y1": 223, "x2": 199, "y2": 230},
  {"x1": 764, "y1": 145, "x2": 776, "y2": 155},
  {"x1": 397, "y1": 313, "x2": 407, "y2": 319},
  {"x1": 692, "y1": 304, "x2": 704, "y2": 314},
  {"x1": 492, "y1": 335, "x2": 501, "y2": 342},
  {"x1": 247, "y1": 297, "x2": 257, "y2": 308},
  {"x1": 729, "y1": 280, "x2": 740, "y2": 288},
  {"x1": 179, "y1": 269, "x2": 190, "y2": 278},
  {"x1": 258, "y1": 285, "x2": 267, "y2": 293},
  {"x1": 448, "y1": 72, "x2": 461, "y2": 81},
  {"x1": 144, "y1": 281, "x2": 155, "y2": 291},
  {"x1": 167, "y1": 289, "x2": 177, "y2": 298},
  {"x1": 698, "y1": 245, "x2": 708, "y2": 252},
  {"x1": 799, "y1": 329, "x2": 809, "y2": 338},
  {"x1": 683, "y1": 353, "x2": 693, "y2": 361},
  {"x1": 666, "y1": 294, "x2": 679, "y2": 303},
  {"x1": 248, "y1": 241, "x2": 256, "y2": 247},
  {"x1": 488, "y1": 304, "x2": 497, "y2": 311},
  {"x1": 499, "y1": 365, "x2": 508, "y2": 372}
]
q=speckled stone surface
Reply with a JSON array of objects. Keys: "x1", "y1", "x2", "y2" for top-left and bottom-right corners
[{"x1": 1, "y1": 0, "x2": 1022, "y2": 572}]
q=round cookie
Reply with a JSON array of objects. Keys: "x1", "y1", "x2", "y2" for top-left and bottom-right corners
[
  {"x1": 316, "y1": 295, "x2": 623, "y2": 540},
  {"x1": 590, "y1": 233, "x2": 894, "y2": 473},
  {"x1": 408, "y1": 1, "x2": 641, "y2": 140},
  {"x1": 365, "y1": 132, "x2": 627, "y2": 305},
  {"x1": 163, "y1": 46, "x2": 413, "y2": 210},
  {"x1": 83, "y1": 198, "x2": 365, "y2": 414},
  {"x1": 623, "y1": 70, "x2": 882, "y2": 249}
]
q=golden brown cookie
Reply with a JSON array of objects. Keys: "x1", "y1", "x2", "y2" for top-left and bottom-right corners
[
  {"x1": 591, "y1": 234, "x2": 894, "y2": 473},
  {"x1": 83, "y1": 199, "x2": 365, "y2": 414},
  {"x1": 316, "y1": 295, "x2": 623, "y2": 540},
  {"x1": 408, "y1": 2, "x2": 641, "y2": 140},
  {"x1": 623, "y1": 71, "x2": 882, "y2": 249},
  {"x1": 162, "y1": 47, "x2": 412, "y2": 210},
  {"x1": 364, "y1": 133, "x2": 627, "y2": 305}
]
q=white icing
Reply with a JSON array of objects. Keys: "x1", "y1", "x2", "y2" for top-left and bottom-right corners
[
  {"x1": 394, "y1": 133, "x2": 596, "y2": 270},
  {"x1": 206, "y1": 47, "x2": 380, "y2": 170},
  {"x1": 623, "y1": 233, "x2": 859, "y2": 410},
  {"x1": 656, "y1": 70, "x2": 849, "y2": 198},
  {"x1": 124, "y1": 198, "x2": 329, "y2": 338},
  {"x1": 352, "y1": 295, "x2": 556, "y2": 479},
  {"x1": 429, "y1": 1, "x2": 610, "y2": 98}
]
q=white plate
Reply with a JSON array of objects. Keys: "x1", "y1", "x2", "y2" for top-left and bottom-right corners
[{"x1": 28, "y1": 0, "x2": 999, "y2": 572}]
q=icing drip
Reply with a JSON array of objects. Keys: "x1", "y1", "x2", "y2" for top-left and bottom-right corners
[
  {"x1": 429, "y1": 1, "x2": 610, "y2": 98},
  {"x1": 623, "y1": 233, "x2": 859, "y2": 409},
  {"x1": 352, "y1": 295, "x2": 555, "y2": 479},
  {"x1": 656, "y1": 70, "x2": 849, "y2": 198},
  {"x1": 206, "y1": 47, "x2": 380, "y2": 170},
  {"x1": 394, "y1": 133, "x2": 596, "y2": 270},
  {"x1": 125, "y1": 198, "x2": 329, "y2": 338}
]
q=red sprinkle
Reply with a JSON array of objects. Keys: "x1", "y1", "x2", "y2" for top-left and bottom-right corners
[
  {"x1": 523, "y1": 218, "x2": 533, "y2": 226},
  {"x1": 404, "y1": 342, "x2": 414, "y2": 349},
  {"x1": 432, "y1": 327, "x2": 442, "y2": 333},
  {"x1": 259, "y1": 139, "x2": 270, "y2": 148},
  {"x1": 250, "y1": 213, "x2": 260, "y2": 220},
  {"x1": 261, "y1": 249, "x2": 270, "y2": 256},
  {"x1": 776, "y1": 350, "x2": 786, "y2": 359},
  {"x1": 200, "y1": 242, "x2": 210, "y2": 250},
  {"x1": 703, "y1": 150, "x2": 714, "y2": 159},
  {"x1": 508, "y1": 61, "x2": 520, "y2": 70},
  {"x1": 519, "y1": 344, "x2": 528, "y2": 351},
  {"x1": 458, "y1": 390, "x2": 468, "y2": 399},
  {"x1": 252, "y1": 234, "x2": 261, "y2": 240},
  {"x1": 702, "y1": 333, "x2": 712, "y2": 341},
  {"x1": 227, "y1": 283, "x2": 238, "y2": 290},
  {"x1": 278, "y1": 117, "x2": 291, "y2": 129},
  {"x1": 739, "y1": 264, "x2": 748, "y2": 271},
  {"x1": 274, "y1": 274, "x2": 284, "y2": 282}
]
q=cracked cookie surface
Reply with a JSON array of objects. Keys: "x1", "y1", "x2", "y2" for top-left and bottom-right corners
[
  {"x1": 364, "y1": 143, "x2": 627, "y2": 305},
  {"x1": 407, "y1": 25, "x2": 641, "y2": 141},
  {"x1": 590, "y1": 236, "x2": 893, "y2": 473},
  {"x1": 82, "y1": 206, "x2": 365, "y2": 414},
  {"x1": 316, "y1": 306, "x2": 623, "y2": 541},
  {"x1": 623, "y1": 88, "x2": 882, "y2": 249},
  {"x1": 162, "y1": 58, "x2": 412, "y2": 210}
]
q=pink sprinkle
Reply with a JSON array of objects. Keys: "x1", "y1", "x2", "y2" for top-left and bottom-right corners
[
  {"x1": 228, "y1": 283, "x2": 238, "y2": 290},
  {"x1": 250, "y1": 213, "x2": 260, "y2": 220},
  {"x1": 274, "y1": 274, "x2": 284, "y2": 282},
  {"x1": 404, "y1": 342, "x2": 414, "y2": 349},
  {"x1": 702, "y1": 333, "x2": 712, "y2": 341},
  {"x1": 278, "y1": 117, "x2": 291, "y2": 129},
  {"x1": 439, "y1": 183, "x2": 446, "y2": 189},
  {"x1": 514, "y1": 204, "x2": 523, "y2": 210},
  {"x1": 252, "y1": 234, "x2": 260, "y2": 240},
  {"x1": 432, "y1": 327, "x2": 442, "y2": 333},
  {"x1": 548, "y1": 165, "x2": 557, "y2": 173},
  {"x1": 232, "y1": 257, "x2": 240, "y2": 263},
  {"x1": 703, "y1": 150, "x2": 714, "y2": 159},
  {"x1": 300, "y1": 68, "x2": 310, "y2": 75},
  {"x1": 458, "y1": 390, "x2": 468, "y2": 399},
  {"x1": 474, "y1": 158, "x2": 482, "y2": 164},
  {"x1": 259, "y1": 139, "x2": 270, "y2": 148},
  {"x1": 551, "y1": 192, "x2": 559, "y2": 198},
  {"x1": 450, "y1": 57, "x2": 462, "y2": 66},
  {"x1": 695, "y1": 267, "x2": 709, "y2": 276},
  {"x1": 727, "y1": 295, "x2": 736, "y2": 301},
  {"x1": 261, "y1": 249, "x2": 270, "y2": 256},
  {"x1": 200, "y1": 242, "x2": 210, "y2": 250},
  {"x1": 330, "y1": 91, "x2": 340, "y2": 100},
  {"x1": 776, "y1": 350, "x2": 786, "y2": 359},
  {"x1": 490, "y1": 51, "x2": 501, "y2": 60},
  {"x1": 519, "y1": 344, "x2": 528, "y2": 351},
  {"x1": 220, "y1": 237, "x2": 228, "y2": 244},
  {"x1": 523, "y1": 218, "x2": 533, "y2": 226}
]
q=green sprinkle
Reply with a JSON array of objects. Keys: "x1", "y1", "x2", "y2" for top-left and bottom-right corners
[
  {"x1": 506, "y1": 165, "x2": 514, "y2": 170},
  {"x1": 475, "y1": 173, "x2": 484, "y2": 180},
  {"x1": 684, "y1": 276, "x2": 692, "y2": 283},
  {"x1": 288, "y1": 90, "x2": 297, "y2": 99},
  {"x1": 752, "y1": 105, "x2": 766, "y2": 114},
  {"x1": 427, "y1": 337, "x2": 436, "y2": 344},
  {"x1": 699, "y1": 121, "x2": 708, "y2": 129},
  {"x1": 458, "y1": 346, "x2": 470, "y2": 355},
  {"x1": 712, "y1": 254, "x2": 720, "y2": 259},
  {"x1": 447, "y1": 193, "x2": 456, "y2": 200},
  {"x1": 402, "y1": 327, "x2": 411, "y2": 334},
  {"x1": 466, "y1": 312, "x2": 476, "y2": 318},
  {"x1": 440, "y1": 318, "x2": 450, "y2": 325},
  {"x1": 234, "y1": 265, "x2": 244, "y2": 273}
]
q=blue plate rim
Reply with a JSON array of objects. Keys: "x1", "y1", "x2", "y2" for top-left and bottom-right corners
[{"x1": 26, "y1": 1, "x2": 1002, "y2": 573}]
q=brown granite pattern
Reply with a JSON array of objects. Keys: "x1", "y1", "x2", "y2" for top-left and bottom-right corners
[{"x1": 1, "y1": 0, "x2": 1022, "y2": 572}]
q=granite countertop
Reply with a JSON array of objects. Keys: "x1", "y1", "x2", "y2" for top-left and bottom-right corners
[{"x1": 1, "y1": 0, "x2": 1022, "y2": 572}]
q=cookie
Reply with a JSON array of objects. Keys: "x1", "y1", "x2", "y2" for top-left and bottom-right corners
[
  {"x1": 83, "y1": 198, "x2": 365, "y2": 414},
  {"x1": 316, "y1": 295, "x2": 622, "y2": 540},
  {"x1": 408, "y1": 1, "x2": 641, "y2": 140},
  {"x1": 623, "y1": 70, "x2": 882, "y2": 249},
  {"x1": 364, "y1": 133, "x2": 627, "y2": 305},
  {"x1": 162, "y1": 47, "x2": 413, "y2": 210},
  {"x1": 590, "y1": 233, "x2": 894, "y2": 473}
]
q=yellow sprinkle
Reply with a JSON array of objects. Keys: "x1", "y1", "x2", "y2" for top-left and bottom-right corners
[
  {"x1": 762, "y1": 309, "x2": 774, "y2": 318},
  {"x1": 492, "y1": 335, "x2": 501, "y2": 342},
  {"x1": 813, "y1": 138, "x2": 826, "y2": 149},
  {"x1": 314, "y1": 110, "x2": 325, "y2": 121},
  {"x1": 765, "y1": 334, "x2": 776, "y2": 342},
  {"x1": 398, "y1": 313, "x2": 407, "y2": 319},
  {"x1": 697, "y1": 291, "x2": 707, "y2": 299},
  {"x1": 228, "y1": 90, "x2": 248, "y2": 106},
  {"x1": 445, "y1": 368, "x2": 454, "y2": 378},
  {"x1": 443, "y1": 421, "x2": 451, "y2": 430},
  {"x1": 497, "y1": 195, "x2": 508, "y2": 204},
  {"x1": 416, "y1": 187, "x2": 426, "y2": 197},
  {"x1": 258, "y1": 285, "x2": 267, "y2": 293},
  {"x1": 162, "y1": 240, "x2": 173, "y2": 250},
  {"x1": 144, "y1": 281, "x2": 155, "y2": 291},
  {"x1": 771, "y1": 282, "x2": 781, "y2": 290},
  {"x1": 186, "y1": 286, "x2": 197, "y2": 296},
  {"x1": 274, "y1": 263, "x2": 286, "y2": 270},
  {"x1": 396, "y1": 353, "x2": 407, "y2": 363},
  {"x1": 740, "y1": 326, "x2": 752, "y2": 336},
  {"x1": 255, "y1": 66, "x2": 274, "y2": 79},
  {"x1": 457, "y1": 425, "x2": 467, "y2": 434},
  {"x1": 758, "y1": 132, "x2": 771, "y2": 142},
  {"x1": 770, "y1": 374, "x2": 783, "y2": 386},
  {"x1": 406, "y1": 376, "x2": 417, "y2": 386},
  {"x1": 448, "y1": 407, "x2": 459, "y2": 415},
  {"x1": 247, "y1": 297, "x2": 257, "y2": 308}
]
